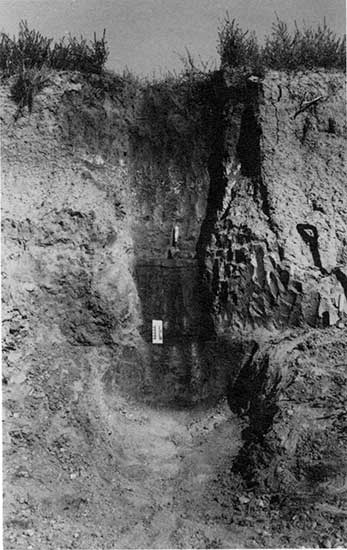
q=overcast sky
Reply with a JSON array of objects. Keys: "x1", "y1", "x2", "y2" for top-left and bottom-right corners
[{"x1": 1, "y1": 0, "x2": 346, "y2": 75}]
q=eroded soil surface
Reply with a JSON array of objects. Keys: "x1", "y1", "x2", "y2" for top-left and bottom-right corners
[{"x1": 4, "y1": 389, "x2": 253, "y2": 549}]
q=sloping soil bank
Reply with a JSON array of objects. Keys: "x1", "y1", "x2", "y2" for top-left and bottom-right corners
[{"x1": 227, "y1": 327, "x2": 347, "y2": 548}]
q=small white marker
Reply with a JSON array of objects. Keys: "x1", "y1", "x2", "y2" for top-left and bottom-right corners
[
  {"x1": 152, "y1": 320, "x2": 163, "y2": 344},
  {"x1": 173, "y1": 225, "x2": 179, "y2": 246}
]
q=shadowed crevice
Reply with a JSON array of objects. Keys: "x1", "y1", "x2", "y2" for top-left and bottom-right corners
[{"x1": 296, "y1": 223, "x2": 326, "y2": 273}]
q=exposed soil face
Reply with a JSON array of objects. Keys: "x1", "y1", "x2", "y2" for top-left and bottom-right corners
[
  {"x1": 2, "y1": 68, "x2": 347, "y2": 549},
  {"x1": 203, "y1": 71, "x2": 346, "y2": 332},
  {"x1": 1, "y1": 72, "x2": 244, "y2": 549}
]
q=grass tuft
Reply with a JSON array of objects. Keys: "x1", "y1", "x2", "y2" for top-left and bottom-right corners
[{"x1": 1, "y1": 21, "x2": 109, "y2": 115}]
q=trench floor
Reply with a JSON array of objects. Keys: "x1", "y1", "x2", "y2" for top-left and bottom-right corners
[{"x1": 5, "y1": 385, "x2": 272, "y2": 549}]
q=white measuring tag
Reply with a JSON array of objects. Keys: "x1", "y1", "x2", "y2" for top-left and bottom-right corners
[{"x1": 152, "y1": 320, "x2": 163, "y2": 344}]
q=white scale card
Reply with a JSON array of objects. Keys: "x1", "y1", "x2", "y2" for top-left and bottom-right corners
[{"x1": 152, "y1": 320, "x2": 163, "y2": 344}]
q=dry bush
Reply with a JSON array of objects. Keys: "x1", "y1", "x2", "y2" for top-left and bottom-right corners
[
  {"x1": 0, "y1": 20, "x2": 108, "y2": 77},
  {"x1": 218, "y1": 15, "x2": 346, "y2": 73},
  {"x1": 263, "y1": 17, "x2": 346, "y2": 71},
  {"x1": 217, "y1": 14, "x2": 263, "y2": 74}
]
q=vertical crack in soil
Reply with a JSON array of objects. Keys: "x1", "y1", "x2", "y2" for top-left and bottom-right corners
[
  {"x1": 236, "y1": 85, "x2": 276, "y2": 233},
  {"x1": 334, "y1": 267, "x2": 347, "y2": 298},
  {"x1": 196, "y1": 71, "x2": 228, "y2": 339},
  {"x1": 296, "y1": 223, "x2": 326, "y2": 273}
]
